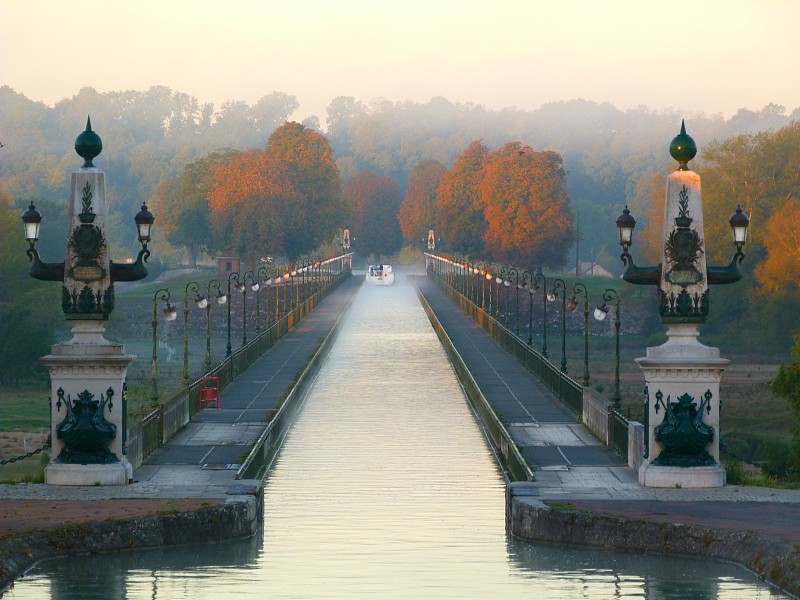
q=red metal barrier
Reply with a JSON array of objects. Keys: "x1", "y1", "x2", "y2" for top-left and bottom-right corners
[{"x1": 199, "y1": 376, "x2": 220, "y2": 410}]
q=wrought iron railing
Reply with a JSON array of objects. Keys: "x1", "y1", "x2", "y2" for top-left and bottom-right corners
[
  {"x1": 131, "y1": 262, "x2": 352, "y2": 466},
  {"x1": 608, "y1": 407, "x2": 630, "y2": 461}
]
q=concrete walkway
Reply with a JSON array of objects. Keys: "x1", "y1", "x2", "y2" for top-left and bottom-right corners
[
  {"x1": 413, "y1": 276, "x2": 800, "y2": 516},
  {"x1": 0, "y1": 275, "x2": 362, "y2": 504}
]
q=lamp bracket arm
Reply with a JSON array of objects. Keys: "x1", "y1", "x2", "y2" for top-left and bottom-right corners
[
  {"x1": 27, "y1": 248, "x2": 65, "y2": 281},
  {"x1": 620, "y1": 251, "x2": 661, "y2": 286},
  {"x1": 707, "y1": 251, "x2": 744, "y2": 285},
  {"x1": 110, "y1": 248, "x2": 150, "y2": 283}
]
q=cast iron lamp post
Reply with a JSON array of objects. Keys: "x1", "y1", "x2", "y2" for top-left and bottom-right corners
[
  {"x1": 507, "y1": 267, "x2": 519, "y2": 333},
  {"x1": 487, "y1": 265, "x2": 497, "y2": 314},
  {"x1": 495, "y1": 267, "x2": 505, "y2": 321},
  {"x1": 182, "y1": 282, "x2": 207, "y2": 386},
  {"x1": 255, "y1": 266, "x2": 270, "y2": 334},
  {"x1": 22, "y1": 121, "x2": 155, "y2": 287},
  {"x1": 503, "y1": 267, "x2": 519, "y2": 335},
  {"x1": 469, "y1": 263, "x2": 476, "y2": 304},
  {"x1": 616, "y1": 122, "x2": 750, "y2": 297},
  {"x1": 204, "y1": 280, "x2": 226, "y2": 372},
  {"x1": 548, "y1": 278, "x2": 567, "y2": 373},
  {"x1": 274, "y1": 267, "x2": 282, "y2": 324},
  {"x1": 313, "y1": 256, "x2": 322, "y2": 295},
  {"x1": 567, "y1": 283, "x2": 590, "y2": 386},
  {"x1": 151, "y1": 288, "x2": 177, "y2": 405},
  {"x1": 480, "y1": 265, "x2": 487, "y2": 310},
  {"x1": 521, "y1": 271, "x2": 534, "y2": 345},
  {"x1": 531, "y1": 273, "x2": 548, "y2": 357},
  {"x1": 282, "y1": 267, "x2": 290, "y2": 315},
  {"x1": 291, "y1": 266, "x2": 299, "y2": 308},
  {"x1": 594, "y1": 289, "x2": 621, "y2": 407},
  {"x1": 21, "y1": 120, "x2": 159, "y2": 484},
  {"x1": 226, "y1": 272, "x2": 243, "y2": 357},
  {"x1": 300, "y1": 260, "x2": 308, "y2": 305},
  {"x1": 472, "y1": 263, "x2": 480, "y2": 306},
  {"x1": 263, "y1": 269, "x2": 274, "y2": 329},
  {"x1": 242, "y1": 270, "x2": 256, "y2": 347}
]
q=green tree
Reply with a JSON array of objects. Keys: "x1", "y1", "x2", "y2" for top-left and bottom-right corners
[
  {"x1": 344, "y1": 171, "x2": 403, "y2": 256},
  {"x1": 0, "y1": 192, "x2": 59, "y2": 384},
  {"x1": 769, "y1": 335, "x2": 800, "y2": 463},
  {"x1": 150, "y1": 150, "x2": 237, "y2": 264}
]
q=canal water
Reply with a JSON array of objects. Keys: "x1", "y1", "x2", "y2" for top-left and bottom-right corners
[{"x1": 8, "y1": 273, "x2": 787, "y2": 599}]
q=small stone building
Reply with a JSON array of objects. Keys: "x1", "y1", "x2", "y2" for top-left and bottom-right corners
[{"x1": 217, "y1": 256, "x2": 241, "y2": 277}]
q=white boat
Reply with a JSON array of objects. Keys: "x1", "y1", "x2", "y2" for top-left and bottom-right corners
[{"x1": 366, "y1": 264, "x2": 395, "y2": 285}]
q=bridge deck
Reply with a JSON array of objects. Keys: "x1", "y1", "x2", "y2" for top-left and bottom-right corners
[{"x1": 413, "y1": 274, "x2": 800, "y2": 554}]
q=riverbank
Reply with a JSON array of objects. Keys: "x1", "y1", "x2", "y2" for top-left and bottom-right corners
[
  {"x1": 508, "y1": 490, "x2": 800, "y2": 597},
  {"x1": 0, "y1": 496, "x2": 257, "y2": 594}
]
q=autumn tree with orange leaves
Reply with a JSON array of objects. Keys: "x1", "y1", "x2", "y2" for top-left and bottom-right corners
[
  {"x1": 756, "y1": 199, "x2": 800, "y2": 293},
  {"x1": 481, "y1": 143, "x2": 573, "y2": 268},
  {"x1": 344, "y1": 171, "x2": 403, "y2": 256},
  {"x1": 263, "y1": 122, "x2": 345, "y2": 256},
  {"x1": 183, "y1": 122, "x2": 346, "y2": 262},
  {"x1": 206, "y1": 149, "x2": 295, "y2": 262},
  {"x1": 398, "y1": 159, "x2": 447, "y2": 246},
  {"x1": 436, "y1": 140, "x2": 489, "y2": 255}
]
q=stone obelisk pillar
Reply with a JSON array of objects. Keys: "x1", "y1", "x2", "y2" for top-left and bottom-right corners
[
  {"x1": 635, "y1": 124, "x2": 727, "y2": 488},
  {"x1": 41, "y1": 119, "x2": 134, "y2": 485}
]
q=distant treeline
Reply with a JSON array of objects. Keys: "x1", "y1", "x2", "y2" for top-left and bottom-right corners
[
  {"x1": 1, "y1": 84, "x2": 797, "y2": 260},
  {"x1": 3, "y1": 84, "x2": 800, "y2": 362}
]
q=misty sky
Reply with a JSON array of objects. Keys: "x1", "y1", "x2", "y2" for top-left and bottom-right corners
[{"x1": 2, "y1": 0, "x2": 799, "y2": 126}]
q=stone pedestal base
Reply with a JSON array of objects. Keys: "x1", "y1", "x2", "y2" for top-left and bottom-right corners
[
  {"x1": 45, "y1": 459, "x2": 131, "y2": 486},
  {"x1": 42, "y1": 320, "x2": 135, "y2": 486},
  {"x1": 639, "y1": 463, "x2": 725, "y2": 488}
]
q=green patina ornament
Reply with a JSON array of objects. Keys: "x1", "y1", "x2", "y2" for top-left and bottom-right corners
[
  {"x1": 74, "y1": 116, "x2": 103, "y2": 168},
  {"x1": 652, "y1": 391, "x2": 716, "y2": 467},
  {"x1": 78, "y1": 181, "x2": 96, "y2": 223},
  {"x1": 53, "y1": 387, "x2": 118, "y2": 464},
  {"x1": 669, "y1": 119, "x2": 697, "y2": 171}
]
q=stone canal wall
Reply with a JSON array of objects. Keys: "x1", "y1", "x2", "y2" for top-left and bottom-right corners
[
  {"x1": 0, "y1": 496, "x2": 259, "y2": 593},
  {"x1": 507, "y1": 485, "x2": 800, "y2": 598}
]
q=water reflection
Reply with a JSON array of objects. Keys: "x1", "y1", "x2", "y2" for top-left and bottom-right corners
[{"x1": 7, "y1": 273, "x2": 788, "y2": 599}]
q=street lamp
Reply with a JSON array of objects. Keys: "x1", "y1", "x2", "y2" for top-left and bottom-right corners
[
  {"x1": 22, "y1": 120, "x2": 156, "y2": 290},
  {"x1": 548, "y1": 278, "x2": 567, "y2": 373},
  {"x1": 495, "y1": 267, "x2": 505, "y2": 322},
  {"x1": 507, "y1": 267, "x2": 518, "y2": 333},
  {"x1": 204, "y1": 280, "x2": 226, "y2": 372},
  {"x1": 21, "y1": 119, "x2": 162, "y2": 483},
  {"x1": 226, "y1": 272, "x2": 242, "y2": 357},
  {"x1": 182, "y1": 282, "x2": 207, "y2": 386},
  {"x1": 568, "y1": 283, "x2": 590, "y2": 386},
  {"x1": 262, "y1": 268, "x2": 274, "y2": 329},
  {"x1": 255, "y1": 266, "x2": 270, "y2": 334},
  {"x1": 282, "y1": 267, "x2": 291, "y2": 315},
  {"x1": 594, "y1": 289, "x2": 621, "y2": 407},
  {"x1": 532, "y1": 273, "x2": 548, "y2": 357},
  {"x1": 521, "y1": 271, "x2": 533, "y2": 345},
  {"x1": 242, "y1": 270, "x2": 255, "y2": 347},
  {"x1": 300, "y1": 260, "x2": 308, "y2": 305},
  {"x1": 151, "y1": 288, "x2": 177, "y2": 405},
  {"x1": 272, "y1": 267, "x2": 282, "y2": 325}
]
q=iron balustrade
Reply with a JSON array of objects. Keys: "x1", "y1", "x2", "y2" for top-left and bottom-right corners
[
  {"x1": 130, "y1": 262, "x2": 351, "y2": 466},
  {"x1": 608, "y1": 407, "x2": 630, "y2": 461}
]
